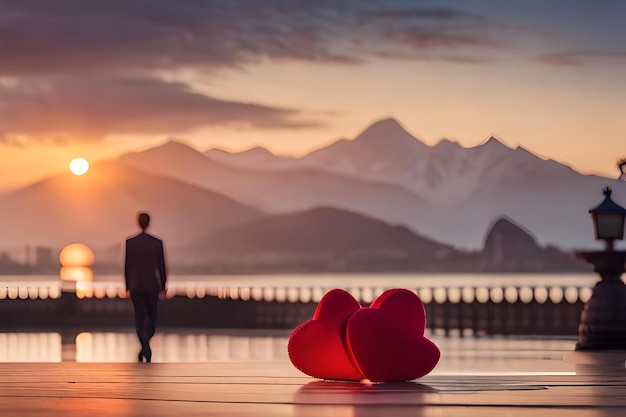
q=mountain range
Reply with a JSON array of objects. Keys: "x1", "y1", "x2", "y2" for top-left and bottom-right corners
[
  {"x1": 119, "y1": 140, "x2": 438, "y2": 238},
  {"x1": 201, "y1": 118, "x2": 626, "y2": 250},
  {"x1": 0, "y1": 116, "x2": 623, "y2": 273}
]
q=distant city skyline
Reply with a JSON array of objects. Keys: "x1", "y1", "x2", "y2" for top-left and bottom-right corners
[{"x1": 1, "y1": 0, "x2": 625, "y2": 191}]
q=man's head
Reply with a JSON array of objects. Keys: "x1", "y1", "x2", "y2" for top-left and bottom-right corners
[{"x1": 137, "y1": 212, "x2": 151, "y2": 231}]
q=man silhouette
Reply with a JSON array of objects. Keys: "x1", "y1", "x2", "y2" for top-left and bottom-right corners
[{"x1": 124, "y1": 212, "x2": 167, "y2": 363}]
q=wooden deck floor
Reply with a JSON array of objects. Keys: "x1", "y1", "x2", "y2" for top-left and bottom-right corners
[{"x1": 1, "y1": 335, "x2": 626, "y2": 416}]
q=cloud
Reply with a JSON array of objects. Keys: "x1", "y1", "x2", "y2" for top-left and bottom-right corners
[
  {"x1": 373, "y1": 7, "x2": 468, "y2": 20},
  {"x1": 0, "y1": 76, "x2": 318, "y2": 144},
  {"x1": 0, "y1": 1, "x2": 510, "y2": 76},
  {"x1": 371, "y1": 5, "x2": 499, "y2": 49},
  {"x1": 395, "y1": 30, "x2": 501, "y2": 50},
  {"x1": 0, "y1": 1, "x2": 529, "y2": 146},
  {"x1": 536, "y1": 50, "x2": 626, "y2": 66},
  {"x1": 373, "y1": 51, "x2": 491, "y2": 64}
]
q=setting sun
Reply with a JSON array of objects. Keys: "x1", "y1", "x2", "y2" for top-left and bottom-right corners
[
  {"x1": 69, "y1": 157, "x2": 90, "y2": 176},
  {"x1": 59, "y1": 243, "x2": 95, "y2": 267}
]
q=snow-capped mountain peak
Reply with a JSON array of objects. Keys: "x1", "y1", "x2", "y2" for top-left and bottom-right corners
[
  {"x1": 352, "y1": 118, "x2": 426, "y2": 149},
  {"x1": 303, "y1": 117, "x2": 429, "y2": 176},
  {"x1": 482, "y1": 135, "x2": 510, "y2": 147}
]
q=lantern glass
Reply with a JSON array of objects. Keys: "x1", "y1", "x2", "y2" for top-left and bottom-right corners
[{"x1": 593, "y1": 212, "x2": 625, "y2": 240}]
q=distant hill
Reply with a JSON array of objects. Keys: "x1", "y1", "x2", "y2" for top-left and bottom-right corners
[
  {"x1": 187, "y1": 207, "x2": 454, "y2": 254},
  {"x1": 478, "y1": 217, "x2": 584, "y2": 272},
  {"x1": 0, "y1": 160, "x2": 262, "y2": 256},
  {"x1": 174, "y1": 207, "x2": 463, "y2": 272},
  {"x1": 172, "y1": 208, "x2": 584, "y2": 273}
]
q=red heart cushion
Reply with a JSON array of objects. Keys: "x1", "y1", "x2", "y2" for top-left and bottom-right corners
[
  {"x1": 288, "y1": 289, "x2": 364, "y2": 381},
  {"x1": 346, "y1": 288, "x2": 440, "y2": 382}
]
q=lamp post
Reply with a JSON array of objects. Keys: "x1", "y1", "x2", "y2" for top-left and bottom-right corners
[{"x1": 575, "y1": 187, "x2": 626, "y2": 350}]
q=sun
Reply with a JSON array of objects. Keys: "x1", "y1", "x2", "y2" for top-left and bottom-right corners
[
  {"x1": 59, "y1": 243, "x2": 95, "y2": 267},
  {"x1": 69, "y1": 157, "x2": 90, "y2": 176}
]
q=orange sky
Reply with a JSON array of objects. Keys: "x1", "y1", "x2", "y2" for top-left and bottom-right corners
[{"x1": 1, "y1": 1, "x2": 625, "y2": 191}]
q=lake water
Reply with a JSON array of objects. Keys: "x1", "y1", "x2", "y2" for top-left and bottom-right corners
[{"x1": 0, "y1": 329, "x2": 577, "y2": 366}]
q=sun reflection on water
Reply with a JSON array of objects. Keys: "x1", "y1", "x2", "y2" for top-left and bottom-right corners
[
  {"x1": 75, "y1": 332, "x2": 290, "y2": 363},
  {"x1": 0, "y1": 331, "x2": 292, "y2": 363},
  {"x1": 0, "y1": 333, "x2": 62, "y2": 362}
]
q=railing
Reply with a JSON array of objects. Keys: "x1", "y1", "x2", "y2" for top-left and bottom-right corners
[
  {"x1": 0, "y1": 281, "x2": 594, "y2": 302},
  {"x1": 1, "y1": 282, "x2": 592, "y2": 335}
]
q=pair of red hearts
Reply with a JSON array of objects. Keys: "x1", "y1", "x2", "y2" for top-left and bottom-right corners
[{"x1": 288, "y1": 288, "x2": 440, "y2": 382}]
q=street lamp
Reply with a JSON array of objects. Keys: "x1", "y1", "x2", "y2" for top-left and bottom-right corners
[
  {"x1": 575, "y1": 187, "x2": 626, "y2": 350},
  {"x1": 589, "y1": 187, "x2": 626, "y2": 250}
]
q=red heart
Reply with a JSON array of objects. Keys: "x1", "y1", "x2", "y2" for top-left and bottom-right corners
[
  {"x1": 346, "y1": 288, "x2": 440, "y2": 382},
  {"x1": 288, "y1": 289, "x2": 364, "y2": 381}
]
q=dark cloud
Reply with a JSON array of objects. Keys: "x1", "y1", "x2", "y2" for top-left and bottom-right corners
[
  {"x1": 395, "y1": 30, "x2": 500, "y2": 50},
  {"x1": 0, "y1": 1, "x2": 352, "y2": 76},
  {"x1": 536, "y1": 50, "x2": 626, "y2": 66},
  {"x1": 0, "y1": 76, "x2": 317, "y2": 144},
  {"x1": 373, "y1": 51, "x2": 491, "y2": 64},
  {"x1": 0, "y1": 1, "x2": 522, "y2": 145},
  {"x1": 373, "y1": 7, "x2": 468, "y2": 20},
  {"x1": 0, "y1": 1, "x2": 508, "y2": 76}
]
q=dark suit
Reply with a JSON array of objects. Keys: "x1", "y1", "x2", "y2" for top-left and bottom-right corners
[{"x1": 124, "y1": 232, "x2": 167, "y2": 355}]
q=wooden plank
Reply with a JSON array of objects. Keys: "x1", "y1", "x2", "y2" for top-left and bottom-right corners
[{"x1": 2, "y1": 335, "x2": 626, "y2": 415}]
